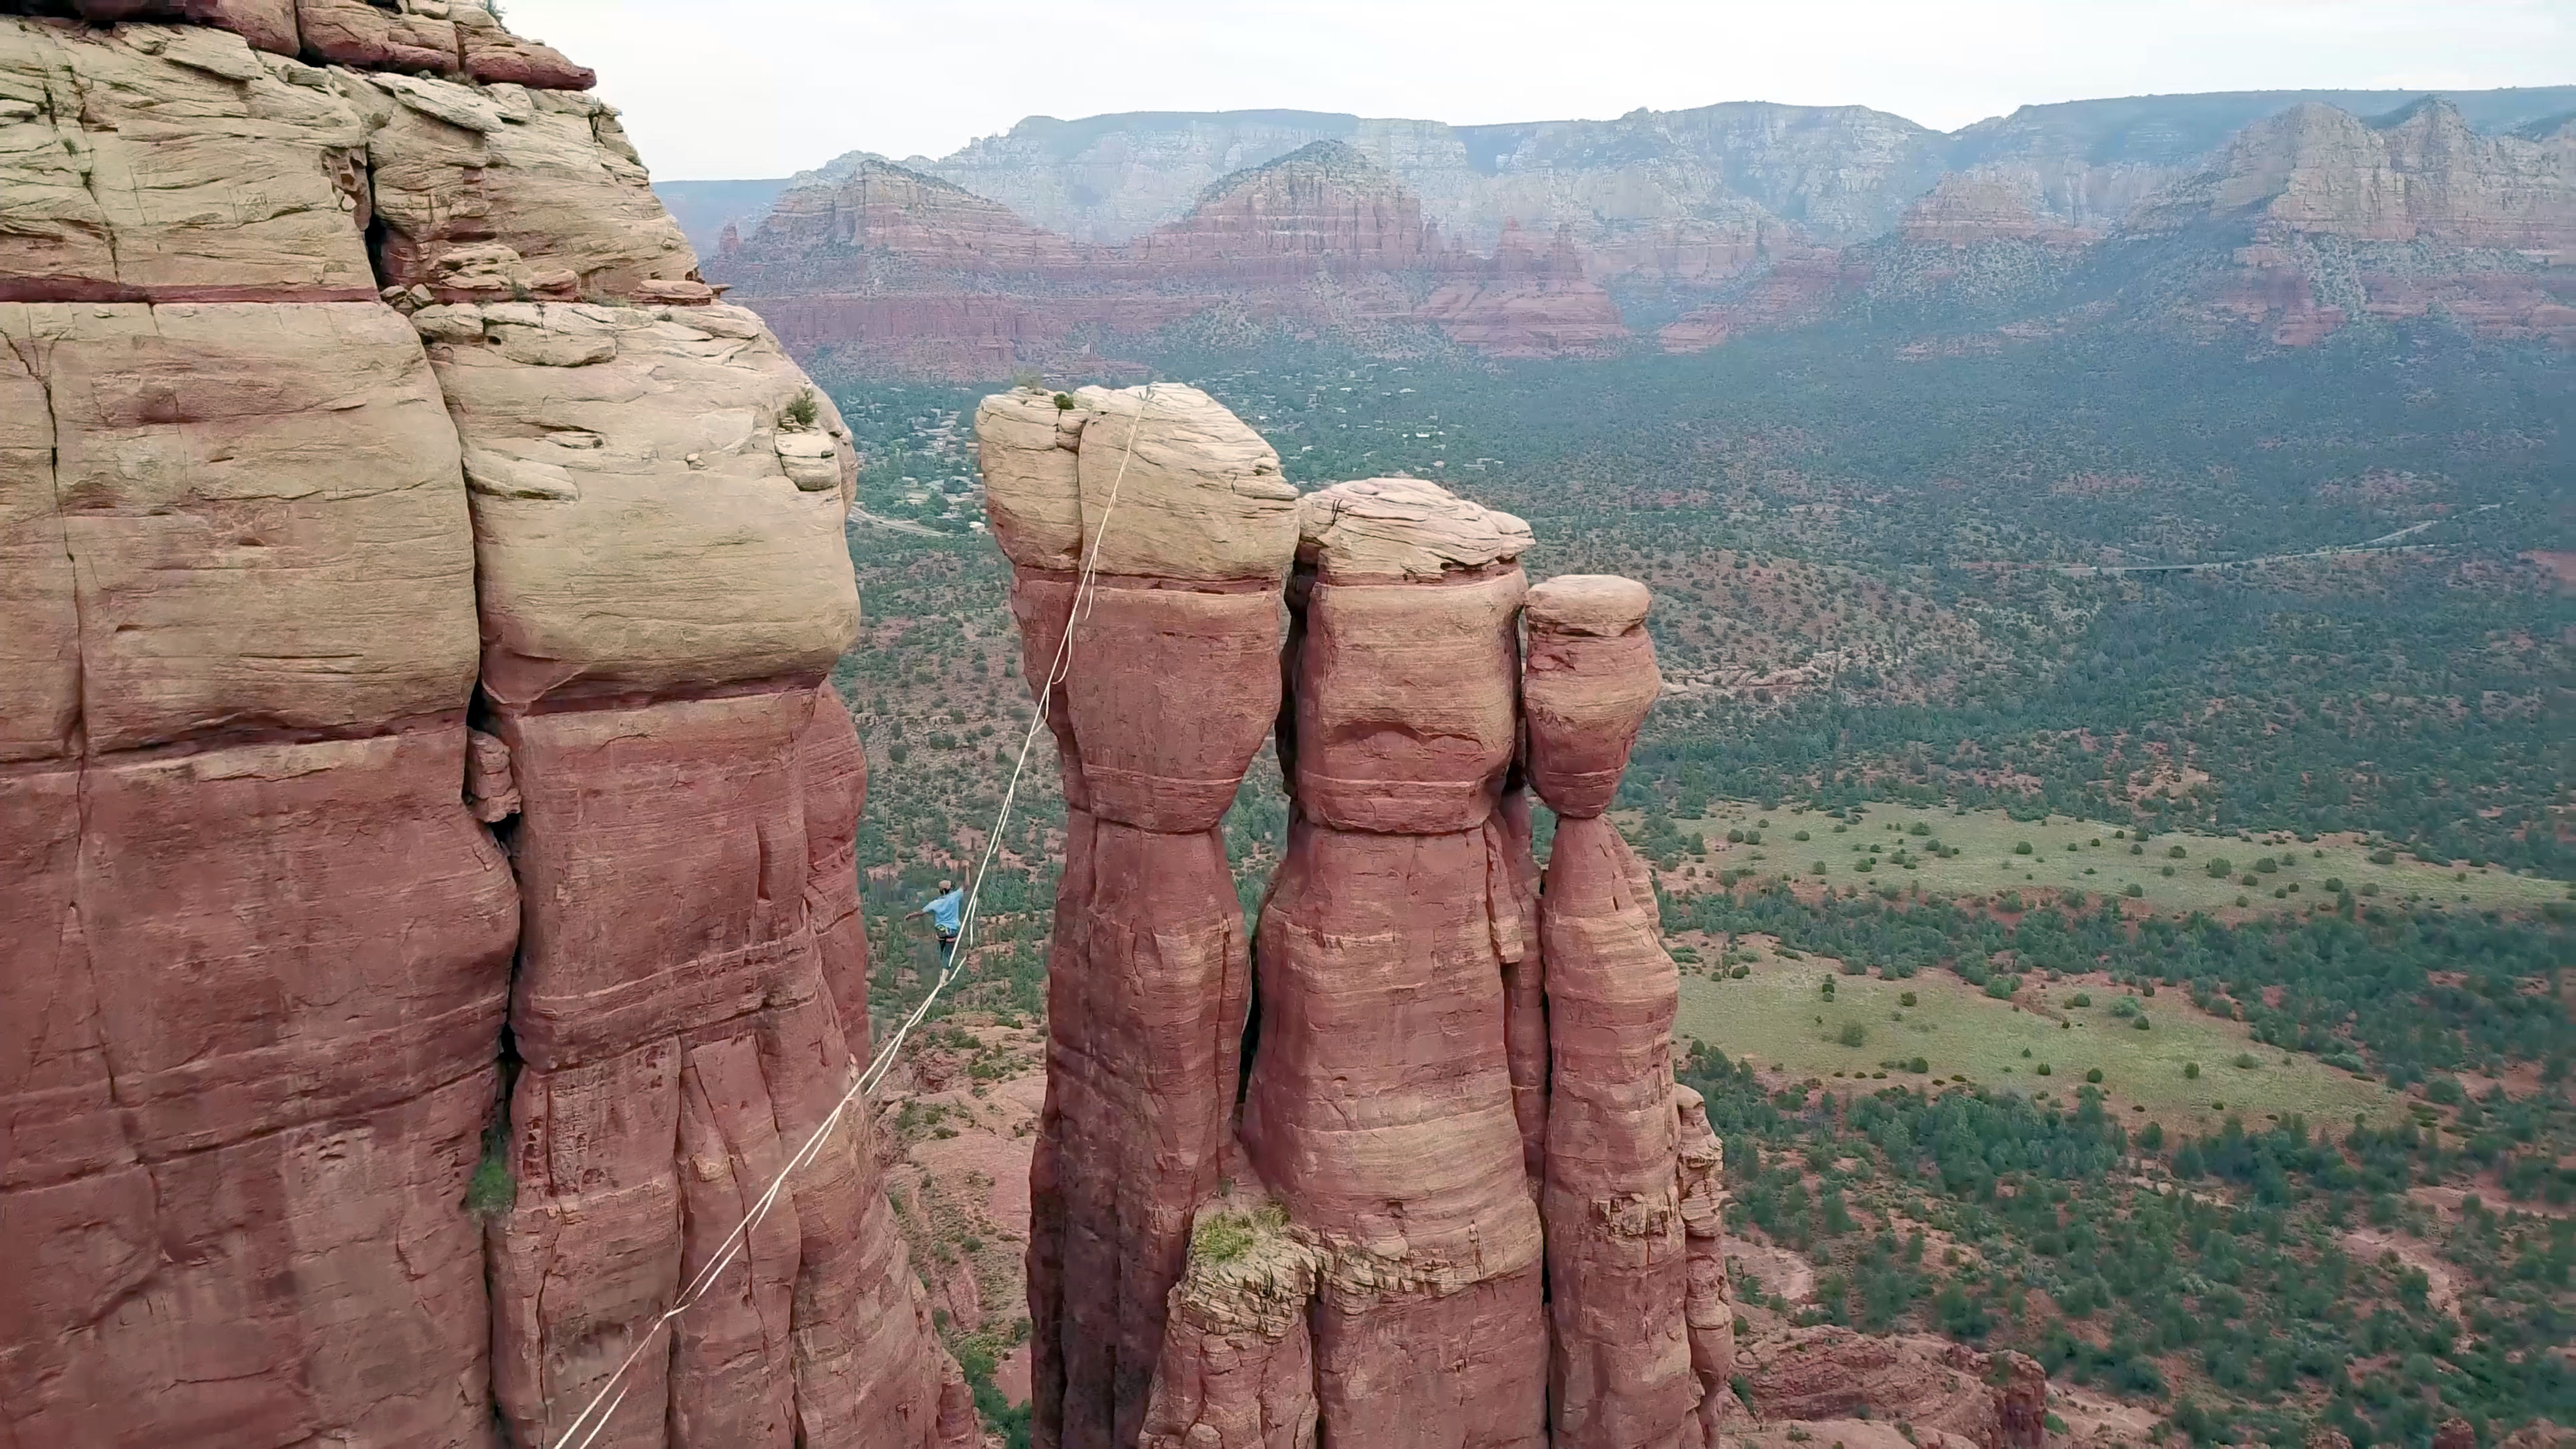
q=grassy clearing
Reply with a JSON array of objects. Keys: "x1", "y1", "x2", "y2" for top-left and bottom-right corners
[
  {"x1": 1659, "y1": 800, "x2": 2568, "y2": 918},
  {"x1": 1673, "y1": 949, "x2": 2394, "y2": 1136}
]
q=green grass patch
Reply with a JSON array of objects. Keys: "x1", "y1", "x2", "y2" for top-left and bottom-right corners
[{"x1": 1675, "y1": 956, "x2": 2392, "y2": 1134}]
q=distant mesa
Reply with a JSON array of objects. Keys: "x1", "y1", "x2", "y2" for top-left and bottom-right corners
[
  {"x1": 689, "y1": 85, "x2": 2576, "y2": 376},
  {"x1": 711, "y1": 138, "x2": 1627, "y2": 370}
]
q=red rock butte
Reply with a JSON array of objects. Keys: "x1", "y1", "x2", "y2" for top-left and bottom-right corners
[
  {"x1": 974, "y1": 392, "x2": 2058, "y2": 1449},
  {"x1": 2, "y1": 5, "x2": 971, "y2": 1445}
]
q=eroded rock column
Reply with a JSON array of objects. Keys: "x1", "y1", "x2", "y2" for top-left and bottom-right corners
[
  {"x1": 1524, "y1": 575, "x2": 1702, "y2": 1449},
  {"x1": 979, "y1": 384, "x2": 1299, "y2": 1449},
  {"x1": 1675, "y1": 1085, "x2": 1743, "y2": 1448},
  {"x1": 1242, "y1": 479, "x2": 1549, "y2": 1449}
]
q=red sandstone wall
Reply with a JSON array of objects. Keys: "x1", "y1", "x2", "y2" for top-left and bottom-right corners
[{"x1": 0, "y1": 11, "x2": 971, "y2": 1444}]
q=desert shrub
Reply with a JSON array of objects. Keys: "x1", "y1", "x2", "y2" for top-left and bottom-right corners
[{"x1": 465, "y1": 1125, "x2": 513, "y2": 1217}]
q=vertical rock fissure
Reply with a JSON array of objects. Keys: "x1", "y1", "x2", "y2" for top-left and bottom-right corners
[{"x1": 25, "y1": 338, "x2": 83, "y2": 763}]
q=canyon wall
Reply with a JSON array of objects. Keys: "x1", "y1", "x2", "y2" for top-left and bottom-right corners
[
  {"x1": 702, "y1": 88, "x2": 2575, "y2": 377},
  {"x1": 894, "y1": 90, "x2": 2576, "y2": 253},
  {"x1": 0, "y1": 7, "x2": 971, "y2": 1444},
  {"x1": 977, "y1": 386, "x2": 2057, "y2": 1449},
  {"x1": 715, "y1": 142, "x2": 1625, "y2": 369}
]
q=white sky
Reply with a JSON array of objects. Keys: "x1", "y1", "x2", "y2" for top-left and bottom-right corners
[{"x1": 500, "y1": 0, "x2": 2575, "y2": 181}]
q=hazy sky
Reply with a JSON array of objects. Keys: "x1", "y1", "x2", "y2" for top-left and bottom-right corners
[{"x1": 502, "y1": 0, "x2": 2575, "y2": 180}]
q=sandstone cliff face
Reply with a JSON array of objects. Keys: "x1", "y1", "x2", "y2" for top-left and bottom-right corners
[
  {"x1": 2128, "y1": 97, "x2": 2576, "y2": 344},
  {"x1": 2132, "y1": 97, "x2": 2575, "y2": 247},
  {"x1": 1414, "y1": 220, "x2": 1629, "y2": 358},
  {"x1": 1127, "y1": 140, "x2": 1438, "y2": 280},
  {"x1": 1899, "y1": 174, "x2": 2103, "y2": 246},
  {"x1": 1, "y1": 11, "x2": 970, "y2": 1445},
  {"x1": 715, "y1": 142, "x2": 1624, "y2": 371},
  {"x1": 876, "y1": 91, "x2": 2574, "y2": 257},
  {"x1": 910, "y1": 100, "x2": 1951, "y2": 251},
  {"x1": 729, "y1": 152, "x2": 1083, "y2": 286}
]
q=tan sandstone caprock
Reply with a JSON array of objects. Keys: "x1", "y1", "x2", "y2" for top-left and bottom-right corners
[
  {"x1": 353, "y1": 68, "x2": 700, "y2": 300},
  {"x1": 1070, "y1": 382, "x2": 1300, "y2": 581},
  {"x1": 1294, "y1": 474, "x2": 1535, "y2": 583},
  {"x1": 975, "y1": 387, "x2": 1089, "y2": 571},
  {"x1": 419, "y1": 299, "x2": 858, "y2": 708},
  {"x1": 1, "y1": 22, "x2": 379, "y2": 299}
]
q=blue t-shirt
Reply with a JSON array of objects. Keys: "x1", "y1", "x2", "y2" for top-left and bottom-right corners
[{"x1": 926, "y1": 889, "x2": 965, "y2": 935}]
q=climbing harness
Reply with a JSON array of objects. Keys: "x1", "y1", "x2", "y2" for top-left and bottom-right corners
[{"x1": 548, "y1": 384, "x2": 1158, "y2": 1449}]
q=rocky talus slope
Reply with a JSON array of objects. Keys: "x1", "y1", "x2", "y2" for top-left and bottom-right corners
[
  {"x1": 1, "y1": 7, "x2": 971, "y2": 1445},
  {"x1": 977, "y1": 386, "x2": 2053, "y2": 1448}
]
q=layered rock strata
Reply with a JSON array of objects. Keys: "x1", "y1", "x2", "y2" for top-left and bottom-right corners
[
  {"x1": 2, "y1": 10, "x2": 969, "y2": 1445},
  {"x1": 1249, "y1": 477, "x2": 1549, "y2": 1447},
  {"x1": 714, "y1": 91, "x2": 2576, "y2": 377},
  {"x1": 978, "y1": 384, "x2": 1299, "y2": 1449},
  {"x1": 711, "y1": 152, "x2": 1621, "y2": 373}
]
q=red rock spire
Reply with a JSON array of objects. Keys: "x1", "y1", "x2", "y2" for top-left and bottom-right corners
[
  {"x1": 1522, "y1": 576, "x2": 1703, "y2": 1447},
  {"x1": 980, "y1": 383, "x2": 1300, "y2": 1449}
]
